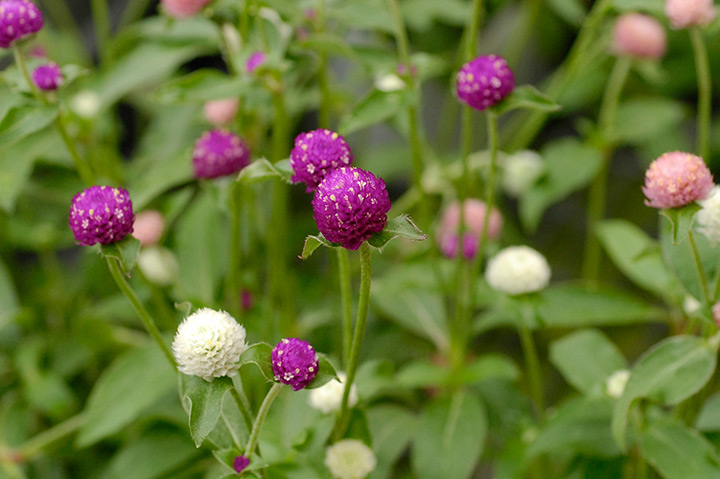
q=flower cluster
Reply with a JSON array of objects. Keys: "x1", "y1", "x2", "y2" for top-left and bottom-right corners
[
  {"x1": 271, "y1": 338, "x2": 319, "y2": 391},
  {"x1": 192, "y1": 129, "x2": 250, "y2": 179},
  {"x1": 290, "y1": 129, "x2": 354, "y2": 192},
  {"x1": 485, "y1": 245, "x2": 551, "y2": 295},
  {"x1": 0, "y1": 0, "x2": 43, "y2": 49},
  {"x1": 456, "y1": 55, "x2": 514, "y2": 111},
  {"x1": 68, "y1": 186, "x2": 135, "y2": 246},
  {"x1": 642, "y1": 151, "x2": 713, "y2": 209}
]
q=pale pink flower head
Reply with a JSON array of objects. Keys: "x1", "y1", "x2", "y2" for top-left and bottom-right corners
[
  {"x1": 666, "y1": 0, "x2": 716, "y2": 28},
  {"x1": 203, "y1": 98, "x2": 239, "y2": 126},
  {"x1": 160, "y1": 0, "x2": 211, "y2": 19},
  {"x1": 132, "y1": 210, "x2": 165, "y2": 246},
  {"x1": 643, "y1": 151, "x2": 714, "y2": 209},
  {"x1": 437, "y1": 199, "x2": 503, "y2": 259},
  {"x1": 713, "y1": 302, "x2": 720, "y2": 328},
  {"x1": 612, "y1": 13, "x2": 667, "y2": 59}
]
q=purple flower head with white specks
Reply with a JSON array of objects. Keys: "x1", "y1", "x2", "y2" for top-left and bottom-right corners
[
  {"x1": 0, "y1": 0, "x2": 43, "y2": 49},
  {"x1": 290, "y1": 129, "x2": 353, "y2": 192},
  {"x1": 312, "y1": 167, "x2": 391, "y2": 250},
  {"x1": 192, "y1": 129, "x2": 250, "y2": 179},
  {"x1": 456, "y1": 54, "x2": 514, "y2": 111},
  {"x1": 32, "y1": 62, "x2": 62, "y2": 91},
  {"x1": 233, "y1": 455, "x2": 250, "y2": 474},
  {"x1": 246, "y1": 51, "x2": 266, "y2": 74},
  {"x1": 68, "y1": 186, "x2": 134, "y2": 246},
  {"x1": 272, "y1": 338, "x2": 319, "y2": 391}
]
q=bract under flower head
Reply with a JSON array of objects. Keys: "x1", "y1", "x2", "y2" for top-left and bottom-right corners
[
  {"x1": 642, "y1": 151, "x2": 713, "y2": 209},
  {"x1": 612, "y1": 13, "x2": 667, "y2": 60},
  {"x1": 192, "y1": 129, "x2": 250, "y2": 179},
  {"x1": 0, "y1": 0, "x2": 43, "y2": 49},
  {"x1": 68, "y1": 186, "x2": 134, "y2": 246},
  {"x1": 666, "y1": 0, "x2": 716, "y2": 29},
  {"x1": 437, "y1": 199, "x2": 503, "y2": 260},
  {"x1": 160, "y1": 0, "x2": 211, "y2": 18},
  {"x1": 271, "y1": 338, "x2": 319, "y2": 391},
  {"x1": 312, "y1": 167, "x2": 391, "y2": 250},
  {"x1": 172, "y1": 308, "x2": 248, "y2": 381},
  {"x1": 485, "y1": 245, "x2": 551, "y2": 295},
  {"x1": 456, "y1": 54, "x2": 514, "y2": 111},
  {"x1": 32, "y1": 62, "x2": 62, "y2": 91},
  {"x1": 290, "y1": 129, "x2": 354, "y2": 192},
  {"x1": 325, "y1": 439, "x2": 377, "y2": 479}
]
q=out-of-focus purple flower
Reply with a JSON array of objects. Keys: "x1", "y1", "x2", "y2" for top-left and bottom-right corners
[
  {"x1": 290, "y1": 129, "x2": 353, "y2": 192},
  {"x1": 642, "y1": 151, "x2": 714, "y2": 209},
  {"x1": 456, "y1": 54, "x2": 514, "y2": 111},
  {"x1": 246, "y1": 51, "x2": 266, "y2": 74},
  {"x1": 32, "y1": 62, "x2": 62, "y2": 91},
  {"x1": 192, "y1": 129, "x2": 250, "y2": 179},
  {"x1": 271, "y1": 338, "x2": 319, "y2": 391},
  {"x1": 0, "y1": 0, "x2": 44, "y2": 48},
  {"x1": 312, "y1": 167, "x2": 391, "y2": 250},
  {"x1": 68, "y1": 186, "x2": 134, "y2": 246},
  {"x1": 233, "y1": 455, "x2": 250, "y2": 474}
]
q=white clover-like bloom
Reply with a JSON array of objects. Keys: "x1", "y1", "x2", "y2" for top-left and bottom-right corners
[
  {"x1": 70, "y1": 90, "x2": 101, "y2": 119},
  {"x1": 683, "y1": 295, "x2": 702, "y2": 315},
  {"x1": 696, "y1": 186, "x2": 720, "y2": 244},
  {"x1": 485, "y1": 245, "x2": 551, "y2": 295},
  {"x1": 325, "y1": 439, "x2": 376, "y2": 479},
  {"x1": 605, "y1": 369, "x2": 631, "y2": 399},
  {"x1": 308, "y1": 373, "x2": 358, "y2": 414},
  {"x1": 138, "y1": 246, "x2": 179, "y2": 287},
  {"x1": 375, "y1": 74, "x2": 405, "y2": 92},
  {"x1": 172, "y1": 308, "x2": 248, "y2": 381},
  {"x1": 502, "y1": 150, "x2": 544, "y2": 197}
]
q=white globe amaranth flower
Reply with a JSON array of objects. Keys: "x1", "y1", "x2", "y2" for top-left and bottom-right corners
[
  {"x1": 485, "y1": 245, "x2": 551, "y2": 295},
  {"x1": 683, "y1": 295, "x2": 702, "y2": 315},
  {"x1": 375, "y1": 73, "x2": 405, "y2": 92},
  {"x1": 138, "y1": 246, "x2": 179, "y2": 287},
  {"x1": 172, "y1": 308, "x2": 248, "y2": 382},
  {"x1": 502, "y1": 150, "x2": 544, "y2": 197},
  {"x1": 696, "y1": 186, "x2": 720, "y2": 244},
  {"x1": 325, "y1": 439, "x2": 377, "y2": 479},
  {"x1": 308, "y1": 372, "x2": 358, "y2": 414},
  {"x1": 70, "y1": 90, "x2": 101, "y2": 119},
  {"x1": 605, "y1": 369, "x2": 631, "y2": 399}
]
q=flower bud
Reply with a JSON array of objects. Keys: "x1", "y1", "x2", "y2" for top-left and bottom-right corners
[
  {"x1": 612, "y1": 13, "x2": 667, "y2": 60},
  {"x1": 502, "y1": 150, "x2": 544, "y2": 197},
  {"x1": 246, "y1": 51, "x2": 266, "y2": 74},
  {"x1": 485, "y1": 245, "x2": 551, "y2": 295},
  {"x1": 325, "y1": 440, "x2": 376, "y2": 479},
  {"x1": 456, "y1": 54, "x2": 514, "y2": 111},
  {"x1": 203, "y1": 98, "x2": 239, "y2": 126},
  {"x1": 132, "y1": 210, "x2": 165, "y2": 246},
  {"x1": 606, "y1": 369, "x2": 631, "y2": 398},
  {"x1": 137, "y1": 246, "x2": 179, "y2": 287},
  {"x1": 32, "y1": 62, "x2": 63, "y2": 91}
]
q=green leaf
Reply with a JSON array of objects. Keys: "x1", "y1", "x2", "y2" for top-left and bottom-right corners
[
  {"x1": 368, "y1": 215, "x2": 427, "y2": 249},
  {"x1": 519, "y1": 138, "x2": 603, "y2": 232},
  {"x1": 295, "y1": 32, "x2": 357, "y2": 59},
  {"x1": 0, "y1": 257, "x2": 18, "y2": 330},
  {"x1": 550, "y1": 329, "x2": 627, "y2": 396},
  {"x1": 100, "y1": 235, "x2": 141, "y2": 274},
  {"x1": 155, "y1": 69, "x2": 251, "y2": 103},
  {"x1": 493, "y1": 85, "x2": 561, "y2": 116},
  {"x1": 236, "y1": 158, "x2": 292, "y2": 185},
  {"x1": 301, "y1": 234, "x2": 334, "y2": 260},
  {"x1": 338, "y1": 88, "x2": 416, "y2": 135},
  {"x1": 238, "y1": 343, "x2": 274, "y2": 382},
  {"x1": 396, "y1": 354, "x2": 518, "y2": 389},
  {"x1": 696, "y1": 393, "x2": 720, "y2": 432},
  {"x1": 596, "y1": 219, "x2": 682, "y2": 300},
  {"x1": 612, "y1": 335, "x2": 716, "y2": 451},
  {"x1": 660, "y1": 203, "x2": 701, "y2": 245},
  {"x1": 306, "y1": 353, "x2": 339, "y2": 390},
  {"x1": 613, "y1": 0, "x2": 665, "y2": 15},
  {"x1": 641, "y1": 417, "x2": 720, "y2": 479},
  {"x1": 180, "y1": 376, "x2": 233, "y2": 447},
  {"x1": 610, "y1": 97, "x2": 686, "y2": 145},
  {"x1": 0, "y1": 104, "x2": 57, "y2": 149},
  {"x1": 412, "y1": 391, "x2": 486, "y2": 479},
  {"x1": 546, "y1": 0, "x2": 586, "y2": 26},
  {"x1": 77, "y1": 344, "x2": 177, "y2": 447},
  {"x1": 367, "y1": 406, "x2": 416, "y2": 479}
]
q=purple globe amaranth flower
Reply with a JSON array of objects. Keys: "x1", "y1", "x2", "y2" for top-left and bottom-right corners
[
  {"x1": 233, "y1": 455, "x2": 250, "y2": 474},
  {"x1": 272, "y1": 338, "x2": 319, "y2": 391},
  {"x1": 642, "y1": 151, "x2": 714, "y2": 209},
  {"x1": 0, "y1": 0, "x2": 43, "y2": 48},
  {"x1": 69, "y1": 186, "x2": 134, "y2": 246},
  {"x1": 32, "y1": 62, "x2": 62, "y2": 91},
  {"x1": 312, "y1": 167, "x2": 391, "y2": 250},
  {"x1": 192, "y1": 129, "x2": 250, "y2": 179},
  {"x1": 290, "y1": 129, "x2": 353, "y2": 192},
  {"x1": 456, "y1": 54, "x2": 514, "y2": 111},
  {"x1": 246, "y1": 51, "x2": 266, "y2": 74}
]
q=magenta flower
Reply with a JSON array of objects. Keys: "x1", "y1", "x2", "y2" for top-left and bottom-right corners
[
  {"x1": 290, "y1": 129, "x2": 353, "y2": 192},
  {"x1": 642, "y1": 151, "x2": 714, "y2": 209},
  {"x1": 32, "y1": 62, "x2": 62, "y2": 91},
  {"x1": 456, "y1": 54, "x2": 514, "y2": 111},
  {"x1": 233, "y1": 455, "x2": 250, "y2": 474},
  {"x1": 160, "y1": 0, "x2": 211, "y2": 19},
  {"x1": 312, "y1": 167, "x2": 391, "y2": 250},
  {"x1": 68, "y1": 186, "x2": 134, "y2": 246},
  {"x1": 246, "y1": 52, "x2": 266, "y2": 74},
  {"x1": 192, "y1": 129, "x2": 250, "y2": 179},
  {"x1": 0, "y1": 0, "x2": 43, "y2": 49},
  {"x1": 271, "y1": 338, "x2": 319, "y2": 391},
  {"x1": 666, "y1": 0, "x2": 716, "y2": 29},
  {"x1": 612, "y1": 13, "x2": 667, "y2": 60}
]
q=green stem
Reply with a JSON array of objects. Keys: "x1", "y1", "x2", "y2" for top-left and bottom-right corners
[
  {"x1": 333, "y1": 243, "x2": 372, "y2": 441},
  {"x1": 316, "y1": 0, "x2": 332, "y2": 128},
  {"x1": 91, "y1": 0, "x2": 111, "y2": 64},
  {"x1": 582, "y1": 56, "x2": 631, "y2": 282},
  {"x1": 119, "y1": 0, "x2": 153, "y2": 29},
  {"x1": 712, "y1": 256, "x2": 720, "y2": 302},
  {"x1": 690, "y1": 27, "x2": 711, "y2": 161},
  {"x1": 502, "y1": 0, "x2": 542, "y2": 67},
  {"x1": 688, "y1": 229, "x2": 711, "y2": 304},
  {"x1": 18, "y1": 413, "x2": 86, "y2": 459},
  {"x1": 464, "y1": 0, "x2": 484, "y2": 61},
  {"x1": 519, "y1": 318, "x2": 544, "y2": 421},
  {"x1": 336, "y1": 248, "x2": 353, "y2": 369},
  {"x1": 105, "y1": 257, "x2": 176, "y2": 367},
  {"x1": 230, "y1": 377, "x2": 254, "y2": 434},
  {"x1": 228, "y1": 181, "x2": 243, "y2": 316},
  {"x1": 240, "y1": 0, "x2": 251, "y2": 42},
  {"x1": 55, "y1": 116, "x2": 96, "y2": 186},
  {"x1": 476, "y1": 110, "x2": 499, "y2": 265},
  {"x1": 244, "y1": 383, "x2": 282, "y2": 457},
  {"x1": 12, "y1": 44, "x2": 41, "y2": 99}
]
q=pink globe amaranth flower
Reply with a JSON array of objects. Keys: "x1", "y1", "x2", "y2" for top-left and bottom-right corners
[
  {"x1": 271, "y1": 338, "x2": 319, "y2": 391},
  {"x1": 233, "y1": 455, "x2": 250, "y2": 473},
  {"x1": 246, "y1": 51, "x2": 266, "y2": 74},
  {"x1": 203, "y1": 98, "x2": 239, "y2": 126},
  {"x1": 290, "y1": 129, "x2": 353, "y2": 192},
  {"x1": 437, "y1": 199, "x2": 503, "y2": 260},
  {"x1": 713, "y1": 302, "x2": 720, "y2": 328},
  {"x1": 612, "y1": 13, "x2": 667, "y2": 59},
  {"x1": 160, "y1": 0, "x2": 211, "y2": 19},
  {"x1": 28, "y1": 44, "x2": 46, "y2": 58},
  {"x1": 132, "y1": 210, "x2": 165, "y2": 246},
  {"x1": 192, "y1": 129, "x2": 250, "y2": 179},
  {"x1": 0, "y1": 0, "x2": 43, "y2": 49},
  {"x1": 666, "y1": 0, "x2": 716, "y2": 28},
  {"x1": 69, "y1": 186, "x2": 134, "y2": 246},
  {"x1": 32, "y1": 62, "x2": 62, "y2": 91},
  {"x1": 642, "y1": 151, "x2": 714, "y2": 209},
  {"x1": 312, "y1": 167, "x2": 391, "y2": 250},
  {"x1": 456, "y1": 54, "x2": 514, "y2": 111}
]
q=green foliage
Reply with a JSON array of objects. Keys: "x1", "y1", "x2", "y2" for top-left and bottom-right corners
[{"x1": 180, "y1": 375, "x2": 233, "y2": 447}]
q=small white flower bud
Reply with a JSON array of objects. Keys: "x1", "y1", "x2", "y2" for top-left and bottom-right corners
[
  {"x1": 325, "y1": 439, "x2": 376, "y2": 479},
  {"x1": 502, "y1": 150, "x2": 544, "y2": 197},
  {"x1": 70, "y1": 91, "x2": 101, "y2": 119},
  {"x1": 606, "y1": 369, "x2": 631, "y2": 399},
  {"x1": 137, "y1": 246, "x2": 179, "y2": 287},
  {"x1": 696, "y1": 186, "x2": 720, "y2": 244},
  {"x1": 308, "y1": 372, "x2": 358, "y2": 414},
  {"x1": 485, "y1": 245, "x2": 551, "y2": 295},
  {"x1": 375, "y1": 74, "x2": 405, "y2": 92}
]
